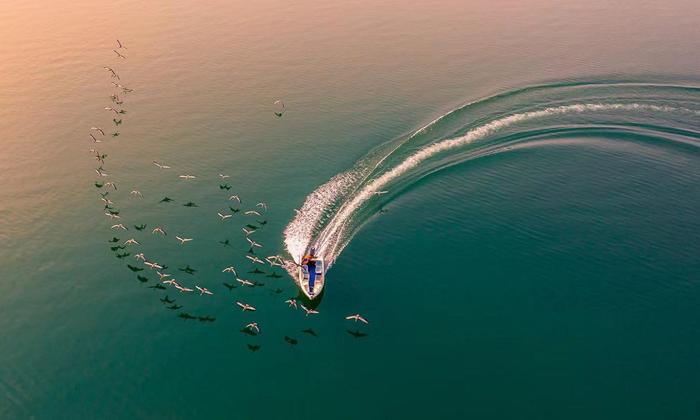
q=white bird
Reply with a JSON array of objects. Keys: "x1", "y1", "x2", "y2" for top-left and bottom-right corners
[
  {"x1": 246, "y1": 238, "x2": 262, "y2": 248},
  {"x1": 91, "y1": 127, "x2": 106, "y2": 136},
  {"x1": 105, "y1": 182, "x2": 117, "y2": 190},
  {"x1": 113, "y1": 49, "x2": 126, "y2": 59},
  {"x1": 152, "y1": 161, "x2": 171, "y2": 169},
  {"x1": 89, "y1": 133, "x2": 101, "y2": 143},
  {"x1": 100, "y1": 197, "x2": 113, "y2": 204},
  {"x1": 144, "y1": 261, "x2": 163, "y2": 270},
  {"x1": 195, "y1": 286, "x2": 213, "y2": 296},
  {"x1": 256, "y1": 202, "x2": 268, "y2": 211},
  {"x1": 104, "y1": 212, "x2": 120, "y2": 219},
  {"x1": 222, "y1": 266, "x2": 237, "y2": 275},
  {"x1": 179, "y1": 175, "x2": 196, "y2": 180},
  {"x1": 300, "y1": 304, "x2": 319, "y2": 316},
  {"x1": 124, "y1": 238, "x2": 140, "y2": 245},
  {"x1": 217, "y1": 212, "x2": 232, "y2": 220},
  {"x1": 373, "y1": 190, "x2": 388, "y2": 195},
  {"x1": 245, "y1": 322, "x2": 260, "y2": 334},
  {"x1": 134, "y1": 253, "x2": 146, "y2": 261},
  {"x1": 285, "y1": 299, "x2": 298, "y2": 309},
  {"x1": 266, "y1": 256, "x2": 285, "y2": 267},
  {"x1": 245, "y1": 210, "x2": 261, "y2": 216},
  {"x1": 111, "y1": 224, "x2": 127, "y2": 230},
  {"x1": 95, "y1": 168, "x2": 109, "y2": 177},
  {"x1": 157, "y1": 271, "x2": 171, "y2": 279},
  {"x1": 162, "y1": 279, "x2": 179, "y2": 286},
  {"x1": 152, "y1": 227, "x2": 167, "y2": 235},
  {"x1": 219, "y1": 174, "x2": 230, "y2": 179},
  {"x1": 236, "y1": 301, "x2": 256, "y2": 312},
  {"x1": 345, "y1": 314, "x2": 369, "y2": 324},
  {"x1": 104, "y1": 106, "x2": 119, "y2": 115},
  {"x1": 175, "y1": 284, "x2": 194, "y2": 293},
  {"x1": 229, "y1": 195, "x2": 241, "y2": 203},
  {"x1": 116, "y1": 39, "x2": 127, "y2": 49},
  {"x1": 246, "y1": 255, "x2": 264, "y2": 264},
  {"x1": 175, "y1": 236, "x2": 193, "y2": 244},
  {"x1": 236, "y1": 278, "x2": 254, "y2": 287},
  {"x1": 241, "y1": 227, "x2": 255, "y2": 236},
  {"x1": 130, "y1": 190, "x2": 142, "y2": 197},
  {"x1": 103, "y1": 67, "x2": 119, "y2": 79}
]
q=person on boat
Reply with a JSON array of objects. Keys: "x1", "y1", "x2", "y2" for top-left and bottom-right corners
[{"x1": 301, "y1": 253, "x2": 316, "y2": 271}]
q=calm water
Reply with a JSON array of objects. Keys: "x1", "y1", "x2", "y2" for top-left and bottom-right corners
[{"x1": 1, "y1": 1, "x2": 699, "y2": 418}]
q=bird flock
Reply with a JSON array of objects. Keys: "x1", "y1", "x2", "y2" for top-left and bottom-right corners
[{"x1": 87, "y1": 41, "x2": 369, "y2": 352}]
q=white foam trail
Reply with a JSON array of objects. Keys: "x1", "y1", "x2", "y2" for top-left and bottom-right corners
[{"x1": 286, "y1": 102, "x2": 699, "y2": 266}]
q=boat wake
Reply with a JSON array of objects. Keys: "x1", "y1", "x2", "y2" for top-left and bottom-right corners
[{"x1": 283, "y1": 80, "x2": 700, "y2": 272}]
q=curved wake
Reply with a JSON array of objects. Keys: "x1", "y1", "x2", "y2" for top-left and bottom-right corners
[{"x1": 284, "y1": 81, "x2": 700, "y2": 271}]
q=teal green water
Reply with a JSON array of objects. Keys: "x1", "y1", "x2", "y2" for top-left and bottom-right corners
[{"x1": 1, "y1": 1, "x2": 700, "y2": 418}]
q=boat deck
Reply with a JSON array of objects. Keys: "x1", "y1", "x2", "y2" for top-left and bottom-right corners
[{"x1": 298, "y1": 258, "x2": 325, "y2": 299}]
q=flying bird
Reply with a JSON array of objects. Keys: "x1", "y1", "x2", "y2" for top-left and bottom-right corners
[
  {"x1": 144, "y1": 261, "x2": 163, "y2": 270},
  {"x1": 103, "y1": 67, "x2": 119, "y2": 79},
  {"x1": 256, "y1": 202, "x2": 268, "y2": 211},
  {"x1": 175, "y1": 284, "x2": 194, "y2": 293},
  {"x1": 246, "y1": 238, "x2": 262, "y2": 248},
  {"x1": 246, "y1": 255, "x2": 264, "y2": 264},
  {"x1": 153, "y1": 161, "x2": 171, "y2": 169},
  {"x1": 179, "y1": 175, "x2": 196, "y2": 180},
  {"x1": 245, "y1": 210, "x2": 261, "y2": 216},
  {"x1": 236, "y1": 301, "x2": 256, "y2": 312},
  {"x1": 113, "y1": 49, "x2": 126, "y2": 59},
  {"x1": 222, "y1": 266, "x2": 237, "y2": 275},
  {"x1": 345, "y1": 314, "x2": 369, "y2": 324},
  {"x1": 285, "y1": 299, "x2": 298, "y2": 309},
  {"x1": 245, "y1": 323, "x2": 260, "y2": 334},
  {"x1": 300, "y1": 305, "x2": 319, "y2": 316},
  {"x1": 217, "y1": 212, "x2": 232, "y2": 220},
  {"x1": 219, "y1": 174, "x2": 230, "y2": 179},
  {"x1": 91, "y1": 127, "x2": 106, "y2": 136},
  {"x1": 195, "y1": 286, "x2": 213, "y2": 296},
  {"x1": 236, "y1": 278, "x2": 254, "y2": 287},
  {"x1": 130, "y1": 190, "x2": 142, "y2": 197},
  {"x1": 229, "y1": 195, "x2": 241, "y2": 203},
  {"x1": 116, "y1": 39, "x2": 127, "y2": 49},
  {"x1": 152, "y1": 227, "x2": 167, "y2": 235},
  {"x1": 111, "y1": 224, "x2": 127, "y2": 230},
  {"x1": 273, "y1": 99, "x2": 285, "y2": 117},
  {"x1": 175, "y1": 236, "x2": 193, "y2": 244},
  {"x1": 124, "y1": 238, "x2": 140, "y2": 245}
]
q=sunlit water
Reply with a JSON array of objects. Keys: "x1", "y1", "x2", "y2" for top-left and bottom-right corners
[{"x1": 1, "y1": 1, "x2": 699, "y2": 418}]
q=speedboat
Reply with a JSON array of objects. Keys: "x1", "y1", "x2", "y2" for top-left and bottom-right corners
[{"x1": 297, "y1": 248, "x2": 325, "y2": 300}]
